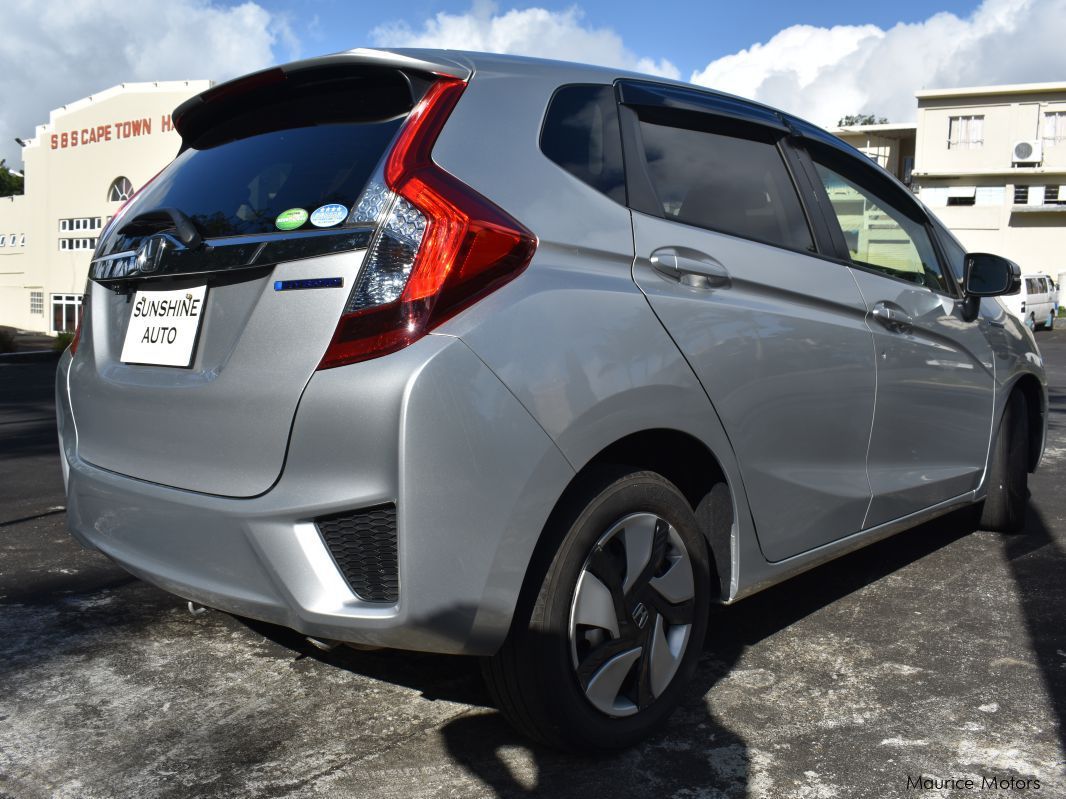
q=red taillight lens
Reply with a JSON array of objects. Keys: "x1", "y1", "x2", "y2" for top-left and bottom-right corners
[{"x1": 318, "y1": 79, "x2": 537, "y2": 370}]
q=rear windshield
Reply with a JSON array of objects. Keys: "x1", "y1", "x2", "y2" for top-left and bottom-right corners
[{"x1": 97, "y1": 74, "x2": 409, "y2": 257}]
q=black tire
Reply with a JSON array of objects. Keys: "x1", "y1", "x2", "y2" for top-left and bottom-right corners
[
  {"x1": 483, "y1": 468, "x2": 712, "y2": 751},
  {"x1": 978, "y1": 391, "x2": 1029, "y2": 533}
]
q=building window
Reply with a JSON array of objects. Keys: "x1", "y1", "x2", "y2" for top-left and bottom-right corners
[
  {"x1": 30, "y1": 291, "x2": 43, "y2": 315},
  {"x1": 948, "y1": 115, "x2": 984, "y2": 149},
  {"x1": 19, "y1": 234, "x2": 25, "y2": 247},
  {"x1": 108, "y1": 176, "x2": 134, "y2": 202},
  {"x1": 58, "y1": 236, "x2": 99, "y2": 251},
  {"x1": 1043, "y1": 112, "x2": 1066, "y2": 146},
  {"x1": 1014, "y1": 185, "x2": 1029, "y2": 204},
  {"x1": 1045, "y1": 186, "x2": 1066, "y2": 206},
  {"x1": 0, "y1": 235, "x2": 5, "y2": 247},
  {"x1": 51, "y1": 294, "x2": 83, "y2": 333},
  {"x1": 58, "y1": 216, "x2": 103, "y2": 233}
]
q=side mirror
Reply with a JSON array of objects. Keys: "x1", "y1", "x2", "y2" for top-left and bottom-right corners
[{"x1": 964, "y1": 253, "x2": 1021, "y2": 297}]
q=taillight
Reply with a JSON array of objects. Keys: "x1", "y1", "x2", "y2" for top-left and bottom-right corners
[{"x1": 318, "y1": 79, "x2": 537, "y2": 370}]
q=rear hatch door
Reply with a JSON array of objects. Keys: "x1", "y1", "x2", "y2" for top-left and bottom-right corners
[{"x1": 68, "y1": 59, "x2": 446, "y2": 497}]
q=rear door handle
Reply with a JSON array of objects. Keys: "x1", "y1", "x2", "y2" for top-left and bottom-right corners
[
  {"x1": 871, "y1": 302, "x2": 913, "y2": 331},
  {"x1": 650, "y1": 247, "x2": 730, "y2": 289}
]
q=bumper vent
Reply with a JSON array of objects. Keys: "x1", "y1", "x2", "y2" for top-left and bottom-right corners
[{"x1": 316, "y1": 504, "x2": 398, "y2": 603}]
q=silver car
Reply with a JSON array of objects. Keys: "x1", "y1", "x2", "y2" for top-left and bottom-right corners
[{"x1": 57, "y1": 48, "x2": 1047, "y2": 750}]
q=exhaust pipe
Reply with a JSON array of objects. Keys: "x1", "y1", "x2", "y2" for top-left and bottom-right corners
[{"x1": 305, "y1": 636, "x2": 341, "y2": 652}]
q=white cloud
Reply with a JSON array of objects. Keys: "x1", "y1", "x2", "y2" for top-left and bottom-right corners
[
  {"x1": 6, "y1": 0, "x2": 1064, "y2": 168},
  {"x1": 690, "y1": 0, "x2": 1066, "y2": 127},
  {"x1": 370, "y1": 1, "x2": 679, "y2": 80},
  {"x1": 0, "y1": 0, "x2": 296, "y2": 167}
]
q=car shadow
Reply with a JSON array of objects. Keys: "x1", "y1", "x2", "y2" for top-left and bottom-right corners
[{"x1": 1003, "y1": 507, "x2": 1066, "y2": 751}]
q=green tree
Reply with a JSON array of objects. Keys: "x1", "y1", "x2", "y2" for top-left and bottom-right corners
[
  {"x1": 0, "y1": 160, "x2": 23, "y2": 197},
  {"x1": 837, "y1": 113, "x2": 890, "y2": 127}
]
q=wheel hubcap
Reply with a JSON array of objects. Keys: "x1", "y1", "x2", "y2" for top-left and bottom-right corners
[{"x1": 568, "y1": 512, "x2": 696, "y2": 717}]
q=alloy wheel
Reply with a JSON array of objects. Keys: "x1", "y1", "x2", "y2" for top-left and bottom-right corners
[{"x1": 568, "y1": 512, "x2": 696, "y2": 717}]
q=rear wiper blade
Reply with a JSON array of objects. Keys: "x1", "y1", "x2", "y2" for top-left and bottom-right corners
[{"x1": 118, "y1": 207, "x2": 203, "y2": 251}]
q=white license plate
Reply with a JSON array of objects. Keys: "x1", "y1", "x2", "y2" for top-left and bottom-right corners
[{"x1": 120, "y1": 285, "x2": 208, "y2": 367}]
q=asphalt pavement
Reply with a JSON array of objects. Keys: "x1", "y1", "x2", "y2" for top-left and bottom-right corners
[{"x1": 1, "y1": 336, "x2": 1064, "y2": 799}]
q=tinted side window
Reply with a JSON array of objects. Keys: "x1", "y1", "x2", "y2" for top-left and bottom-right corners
[
  {"x1": 540, "y1": 85, "x2": 626, "y2": 204},
  {"x1": 812, "y1": 159, "x2": 947, "y2": 293},
  {"x1": 637, "y1": 120, "x2": 813, "y2": 251}
]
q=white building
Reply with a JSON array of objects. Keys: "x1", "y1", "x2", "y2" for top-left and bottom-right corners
[
  {"x1": 912, "y1": 82, "x2": 1066, "y2": 280},
  {"x1": 0, "y1": 81, "x2": 210, "y2": 334},
  {"x1": 834, "y1": 81, "x2": 1066, "y2": 282}
]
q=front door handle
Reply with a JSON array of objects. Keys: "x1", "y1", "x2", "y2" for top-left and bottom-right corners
[
  {"x1": 871, "y1": 302, "x2": 913, "y2": 331},
  {"x1": 650, "y1": 247, "x2": 730, "y2": 289}
]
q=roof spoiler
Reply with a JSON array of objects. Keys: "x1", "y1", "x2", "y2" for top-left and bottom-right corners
[{"x1": 171, "y1": 48, "x2": 473, "y2": 141}]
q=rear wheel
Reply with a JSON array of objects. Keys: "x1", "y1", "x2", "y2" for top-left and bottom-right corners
[
  {"x1": 979, "y1": 391, "x2": 1029, "y2": 533},
  {"x1": 483, "y1": 469, "x2": 711, "y2": 751}
]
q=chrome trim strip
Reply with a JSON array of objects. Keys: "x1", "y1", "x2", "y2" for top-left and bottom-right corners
[{"x1": 90, "y1": 226, "x2": 375, "y2": 284}]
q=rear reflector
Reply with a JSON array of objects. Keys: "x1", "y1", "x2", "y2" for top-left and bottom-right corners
[
  {"x1": 318, "y1": 78, "x2": 537, "y2": 369},
  {"x1": 316, "y1": 504, "x2": 399, "y2": 603}
]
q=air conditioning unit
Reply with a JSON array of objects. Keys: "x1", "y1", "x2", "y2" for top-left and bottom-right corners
[{"x1": 1012, "y1": 140, "x2": 1043, "y2": 164}]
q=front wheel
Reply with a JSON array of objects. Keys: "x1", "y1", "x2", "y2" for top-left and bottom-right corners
[
  {"x1": 978, "y1": 391, "x2": 1029, "y2": 533},
  {"x1": 483, "y1": 469, "x2": 712, "y2": 751}
]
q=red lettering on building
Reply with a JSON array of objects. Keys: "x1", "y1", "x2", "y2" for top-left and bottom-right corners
[{"x1": 50, "y1": 115, "x2": 168, "y2": 149}]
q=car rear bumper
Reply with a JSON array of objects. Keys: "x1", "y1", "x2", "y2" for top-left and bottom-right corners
[{"x1": 57, "y1": 335, "x2": 573, "y2": 655}]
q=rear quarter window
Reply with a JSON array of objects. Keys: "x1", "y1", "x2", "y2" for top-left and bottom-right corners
[{"x1": 540, "y1": 84, "x2": 626, "y2": 204}]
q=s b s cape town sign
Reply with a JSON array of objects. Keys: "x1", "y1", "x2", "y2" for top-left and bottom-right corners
[{"x1": 50, "y1": 114, "x2": 176, "y2": 150}]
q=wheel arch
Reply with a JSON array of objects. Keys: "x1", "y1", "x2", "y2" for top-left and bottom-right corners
[
  {"x1": 513, "y1": 429, "x2": 737, "y2": 629},
  {"x1": 1009, "y1": 373, "x2": 1045, "y2": 472}
]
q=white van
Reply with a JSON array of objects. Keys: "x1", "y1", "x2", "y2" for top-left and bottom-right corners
[{"x1": 1001, "y1": 273, "x2": 1056, "y2": 330}]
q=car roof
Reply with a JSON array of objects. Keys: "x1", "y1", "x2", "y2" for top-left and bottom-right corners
[
  {"x1": 178, "y1": 46, "x2": 877, "y2": 180},
  {"x1": 372, "y1": 47, "x2": 868, "y2": 157}
]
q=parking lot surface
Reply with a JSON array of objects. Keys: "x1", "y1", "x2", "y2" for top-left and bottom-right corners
[{"x1": 1, "y1": 335, "x2": 1064, "y2": 799}]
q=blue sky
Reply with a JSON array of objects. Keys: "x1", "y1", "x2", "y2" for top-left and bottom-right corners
[
  {"x1": 3, "y1": 0, "x2": 1064, "y2": 168},
  {"x1": 259, "y1": 0, "x2": 984, "y2": 78}
]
